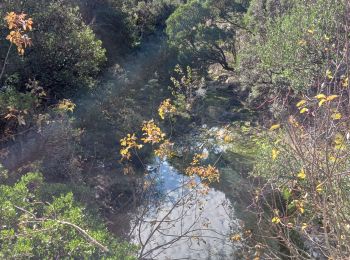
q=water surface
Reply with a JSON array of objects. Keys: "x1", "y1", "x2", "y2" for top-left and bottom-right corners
[{"x1": 129, "y1": 159, "x2": 243, "y2": 259}]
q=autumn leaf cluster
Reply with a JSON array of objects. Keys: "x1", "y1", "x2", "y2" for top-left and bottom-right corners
[
  {"x1": 5, "y1": 12, "x2": 33, "y2": 55},
  {"x1": 158, "y1": 99, "x2": 176, "y2": 120}
]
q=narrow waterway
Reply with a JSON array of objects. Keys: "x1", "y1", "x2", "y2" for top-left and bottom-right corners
[
  {"x1": 118, "y1": 126, "x2": 253, "y2": 259},
  {"x1": 129, "y1": 159, "x2": 242, "y2": 259}
]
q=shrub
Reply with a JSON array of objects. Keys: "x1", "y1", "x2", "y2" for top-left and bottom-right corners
[{"x1": 0, "y1": 171, "x2": 137, "y2": 259}]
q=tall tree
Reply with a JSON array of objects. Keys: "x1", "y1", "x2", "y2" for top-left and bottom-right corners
[{"x1": 166, "y1": 0, "x2": 249, "y2": 71}]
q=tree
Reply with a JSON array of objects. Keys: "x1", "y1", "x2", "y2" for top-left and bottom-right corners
[
  {"x1": 166, "y1": 0, "x2": 248, "y2": 71},
  {"x1": 71, "y1": 0, "x2": 134, "y2": 62},
  {"x1": 235, "y1": 1, "x2": 350, "y2": 258},
  {"x1": 120, "y1": 0, "x2": 182, "y2": 44},
  {"x1": 238, "y1": 0, "x2": 344, "y2": 112},
  {"x1": 0, "y1": 171, "x2": 137, "y2": 259},
  {"x1": 1, "y1": 0, "x2": 106, "y2": 98}
]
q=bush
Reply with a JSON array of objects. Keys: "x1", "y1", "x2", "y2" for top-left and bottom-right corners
[
  {"x1": 1, "y1": 0, "x2": 106, "y2": 97},
  {"x1": 0, "y1": 171, "x2": 137, "y2": 259},
  {"x1": 238, "y1": 0, "x2": 345, "y2": 111},
  {"x1": 248, "y1": 76, "x2": 350, "y2": 259}
]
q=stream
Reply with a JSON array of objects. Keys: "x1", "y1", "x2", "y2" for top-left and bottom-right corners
[{"x1": 123, "y1": 126, "x2": 250, "y2": 259}]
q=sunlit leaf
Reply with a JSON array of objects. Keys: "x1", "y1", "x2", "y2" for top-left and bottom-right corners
[
  {"x1": 297, "y1": 168, "x2": 306, "y2": 180},
  {"x1": 301, "y1": 223, "x2": 308, "y2": 231},
  {"x1": 315, "y1": 94, "x2": 326, "y2": 99},
  {"x1": 272, "y1": 217, "x2": 281, "y2": 224},
  {"x1": 271, "y1": 149, "x2": 279, "y2": 160},
  {"x1": 318, "y1": 99, "x2": 327, "y2": 107},
  {"x1": 299, "y1": 107, "x2": 308, "y2": 114},
  {"x1": 230, "y1": 234, "x2": 241, "y2": 242},
  {"x1": 342, "y1": 77, "x2": 349, "y2": 88},
  {"x1": 316, "y1": 183, "x2": 323, "y2": 193},
  {"x1": 334, "y1": 133, "x2": 345, "y2": 150},
  {"x1": 326, "y1": 69, "x2": 333, "y2": 79},
  {"x1": 269, "y1": 124, "x2": 280, "y2": 131},
  {"x1": 326, "y1": 95, "x2": 339, "y2": 101},
  {"x1": 296, "y1": 100, "x2": 306, "y2": 107},
  {"x1": 331, "y1": 113, "x2": 342, "y2": 120}
]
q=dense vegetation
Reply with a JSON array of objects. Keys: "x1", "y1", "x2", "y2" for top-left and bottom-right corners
[{"x1": 1, "y1": 0, "x2": 350, "y2": 259}]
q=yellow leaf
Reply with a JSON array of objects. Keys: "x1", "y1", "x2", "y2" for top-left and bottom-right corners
[
  {"x1": 295, "y1": 200, "x2": 305, "y2": 214},
  {"x1": 299, "y1": 107, "x2": 308, "y2": 114},
  {"x1": 298, "y1": 39, "x2": 307, "y2": 46},
  {"x1": 224, "y1": 135, "x2": 233, "y2": 143},
  {"x1": 318, "y1": 99, "x2": 327, "y2": 107},
  {"x1": 158, "y1": 99, "x2": 176, "y2": 120},
  {"x1": 272, "y1": 217, "x2": 281, "y2": 224},
  {"x1": 316, "y1": 183, "x2": 323, "y2": 193},
  {"x1": 329, "y1": 156, "x2": 336, "y2": 162},
  {"x1": 334, "y1": 133, "x2": 345, "y2": 150},
  {"x1": 296, "y1": 100, "x2": 306, "y2": 107},
  {"x1": 120, "y1": 149, "x2": 128, "y2": 155},
  {"x1": 342, "y1": 77, "x2": 349, "y2": 88},
  {"x1": 271, "y1": 149, "x2": 279, "y2": 160},
  {"x1": 230, "y1": 234, "x2": 241, "y2": 242},
  {"x1": 326, "y1": 70, "x2": 333, "y2": 79},
  {"x1": 57, "y1": 99, "x2": 76, "y2": 112},
  {"x1": 269, "y1": 124, "x2": 280, "y2": 131},
  {"x1": 315, "y1": 94, "x2": 326, "y2": 99},
  {"x1": 326, "y1": 95, "x2": 338, "y2": 101},
  {"x1": 331, "y1": 113, "x2": 342, "y2": 120},
  {"x1": 141, "y1": 120, "x2": 166, "y2": 144},
  {"x1": 301, "y1": 223, "x2": 308, "y2": 231},
  {"x1": 297, "y1": 169, "x2": 306, "y2": 180}
]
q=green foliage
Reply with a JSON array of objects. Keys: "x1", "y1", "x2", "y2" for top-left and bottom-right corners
[
  {"x1": 238, "y1": 0, "x2": 345, "y2": 110},
  {"x1": 248, "y1": 91, "x2": 350, "y2": 256},
  {"x1": 121, "y1": 0, "x2": 182, "y2": 44},
  {"x1": 0, "y1": 87, "x2": 38, "y2": 114},
  {"x1": 170, "y1": 65, "x2": 198, "y2": 118},
  {"x1": 75, "y1": 0, "x2": 134, "y2": 61},
  {"x1": 1, "y1": 0, "x2": 107, "y2": 97},
  {"x1": 244, "y1": 0, "x2": 292, "y2": 34},
  {"x1": 258, "y1": 0, "x2": 342, "y2": 90},
  {"x1": 251, "y1": 130, "x2": 298, "y2": 181},
  {"x1": 0, "y1": 84, "x2": 40, "y2": 140},
  {"x1": 166, "y1": 0, "x2": 247, "y2": 70},
  {"x1": 0, "y1": 172, "x2": 137, "y2": 259}
]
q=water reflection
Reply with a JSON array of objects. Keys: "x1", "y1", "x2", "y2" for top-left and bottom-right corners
[{"x1": 129, "y1": 160, "x2": 242, "y2": 259}]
